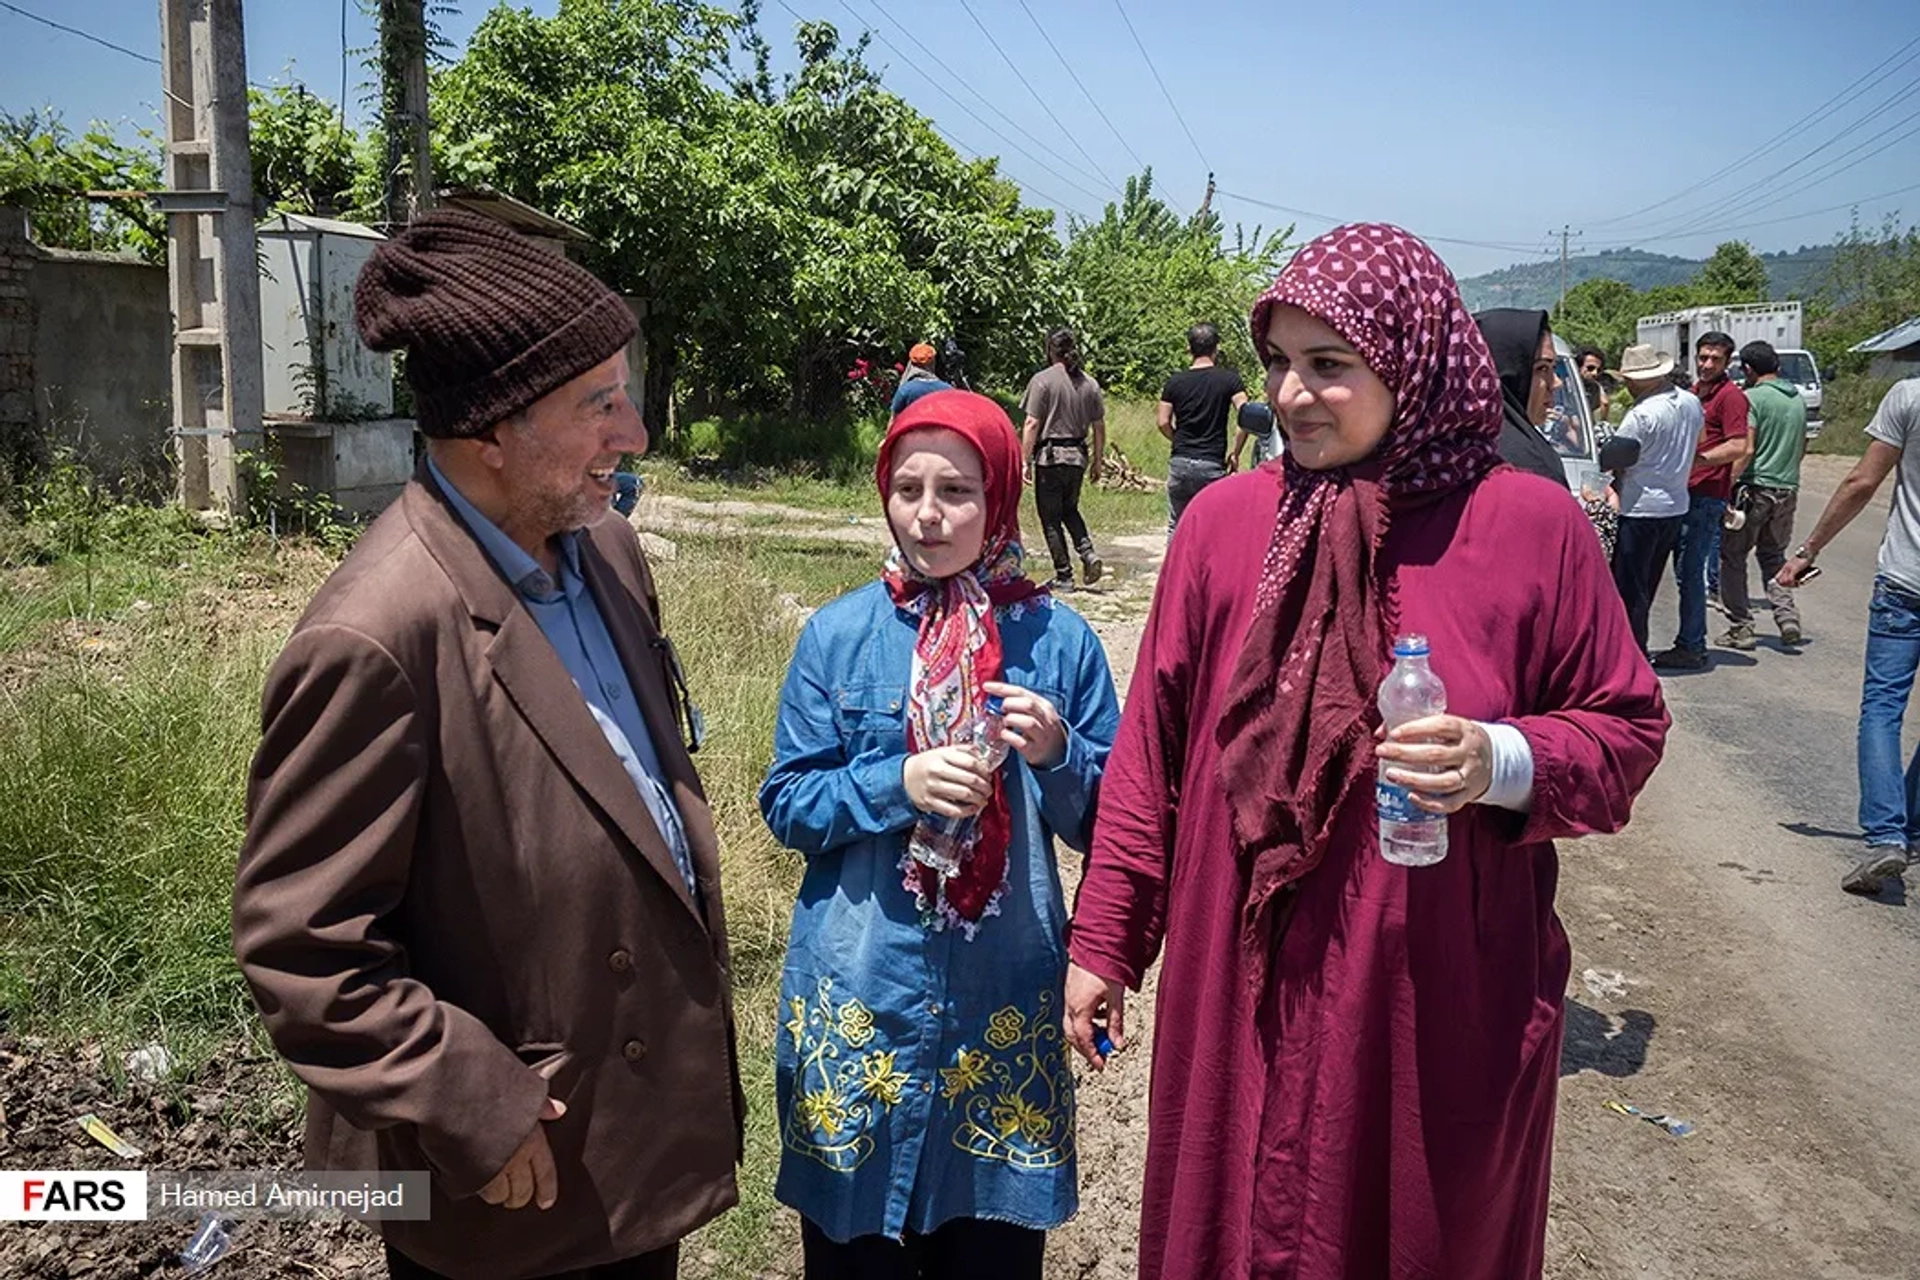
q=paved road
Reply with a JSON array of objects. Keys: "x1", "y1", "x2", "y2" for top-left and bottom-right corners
[{"x1": 1548, "y1": 453, "x2": 1920, "y2": 1278}]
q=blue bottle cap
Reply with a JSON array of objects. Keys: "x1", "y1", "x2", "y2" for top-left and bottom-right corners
[
  {"x1": 1391, "y1": 634, "x2": 1430, "y2": 658},
  {"x1": 985, "y1": 693, "x2": 1006, "y2": 715}
]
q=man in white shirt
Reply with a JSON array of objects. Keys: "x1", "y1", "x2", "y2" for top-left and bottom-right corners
[{"x1": 1608, "y1": 343, "x2": 1705, "y2": 657}]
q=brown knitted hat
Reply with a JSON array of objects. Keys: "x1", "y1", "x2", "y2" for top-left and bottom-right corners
[{"x1": 354, "y1": 208, "x2": 636, "y2": 439}]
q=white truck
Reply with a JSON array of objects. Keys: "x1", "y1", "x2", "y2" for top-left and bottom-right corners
[{"x1": 1635, "y1": 302, "x2": 1824, "y2": 435}]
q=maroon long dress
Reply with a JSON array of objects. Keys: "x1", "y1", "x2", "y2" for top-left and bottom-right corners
[{"x1": 1070, "y1": 465, "x2": 1668, "y2": 1280}]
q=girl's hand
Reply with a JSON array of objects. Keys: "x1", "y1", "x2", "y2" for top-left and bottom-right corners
[
  {"x1": 983, "y1": 681, "x2": 1068, "y2": 769},
  {"x1": 903, "y1": 747, "x2": 993, "y2": 819},
  {"x1": 1373, "y1": 715, "x2": 1492, "y2": 814}
]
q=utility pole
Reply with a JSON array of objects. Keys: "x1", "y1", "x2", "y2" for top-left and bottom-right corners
[
  {"x1": 159, "y1": 0, "x2": 264, "y2": 514},
  {"x1": 378, "y1": 0, "x2": 434, "y2": 229},
  {"x1": 1550, "y1": 224, "x2": 1584, "y2": 315},
  {"x1": 1195, "y1": 172, "x2": 1216, "y2": 220}
]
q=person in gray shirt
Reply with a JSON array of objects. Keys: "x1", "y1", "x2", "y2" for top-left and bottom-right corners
[{"x1": 1781, "y1": 377, "x2": 1920, "y2": 896}]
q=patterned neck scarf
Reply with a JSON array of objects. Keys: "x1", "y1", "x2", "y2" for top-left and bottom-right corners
[
  {"x1": 1215, "y1": 223, "x2": 1505, "y2": 989},
  {"x1": 876, "y1": 391, "x2": 1044, "y2": 936}
]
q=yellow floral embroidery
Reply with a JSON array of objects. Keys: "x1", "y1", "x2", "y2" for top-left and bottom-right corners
[
  {"x1": 941, "y1": 1048, "x2": 989, "y2": 1099},
  {"x1": 838, "y1": 1000, "x2": 876, "y2": 1048},
  {"x1": 858, "y1": 1051, "x2": 909, "y2": 1107},
  {"x1": 952, "y1": 992, "x2": 1073, "y2": 1171},
  {"x1": 984, "y1": 1005, "x2": 1025, "y2": 1050},
  {"x1": 783, "y1": 978, "x2": 911, "y2": 1172},
  {"x1": 786, "y1": 997, "x2": 807, "y2": 1052},
  {"x1": 799, "y1": 1082, "x2": 850, "y2": 1138}
]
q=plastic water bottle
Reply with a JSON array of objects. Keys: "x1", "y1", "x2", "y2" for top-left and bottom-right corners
[
  {"x1": 911, "y1": 695, "x2": 1009, "y2": 877},
  {"x1": 1376, "y1": 634, "x2": 1449, "y2": 867}
]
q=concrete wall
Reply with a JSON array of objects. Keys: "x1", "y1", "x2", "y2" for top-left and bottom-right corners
[{"x1": 28, "y1": 249, "x2": 172, "y2": 483}]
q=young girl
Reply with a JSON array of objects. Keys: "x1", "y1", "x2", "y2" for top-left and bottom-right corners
[{"x1": 760, "y1": 390, "x2": 1120, "y2": 1277}]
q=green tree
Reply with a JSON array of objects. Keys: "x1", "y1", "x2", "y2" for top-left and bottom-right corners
[
  {"x1": 1808, "y1": 214, "x2": 1920, "y2": 374},
  {"x1": 0, "y1": 111, "x2": 163, "y2": 261},
  {"x1": 1690, "y1": 240, "x2": 1768, "y2": 304},
  {"x1": 1551, "y1": 276, "x2": 1643, "y2": 364},
  {"x1": 1063, "y1": 170, "x2": 1290, "y2": 397},
  {"x1": 434, "y1": 1, "x2": 1070, "y2": 423},
  {"x1": 247, "y1": 83, "x2": 377, "y2": 218}
]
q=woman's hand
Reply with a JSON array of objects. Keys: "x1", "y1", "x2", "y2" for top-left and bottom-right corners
[
  {"x1": 903, "y1": 747, "x2": 993, "y2": 819},
  {"x1": 1064, "y1": 962, "x2": 1127, "y2": 1070},
  {"x1": 1374, "y1": 715, "x2": 1492, "y2": 814},
  {"x1": 983, "y1": 681, "x2": 1068, "y2": 769}
]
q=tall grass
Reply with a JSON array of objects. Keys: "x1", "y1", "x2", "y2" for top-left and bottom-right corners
[{"x1": 0, "y1": 610, "x2": 274, "y2": 1052}]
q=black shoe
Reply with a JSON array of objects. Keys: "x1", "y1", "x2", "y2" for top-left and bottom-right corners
[
  {"x1": 1651, "y1": 646, "x2": 1710, "y2": 671},
  {"x1": 1842, "y1": 847, "x2": 1909, "y2": 896},
  {"x1": 1081, "y1": 554, "x2": 1104, "y2": 587},
  {"x1": 1050, "y1": 575, "x2": 1076, "y2": 593}
]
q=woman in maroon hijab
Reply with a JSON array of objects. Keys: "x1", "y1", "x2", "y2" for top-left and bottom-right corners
[{"x1": 1064, "y1": 225, "x2": 1669, "y2": 1279}]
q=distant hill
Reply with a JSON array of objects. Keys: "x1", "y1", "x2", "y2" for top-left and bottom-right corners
[{"x1": 1457, "y1": 245, "x2": 1838, "y2": 312}]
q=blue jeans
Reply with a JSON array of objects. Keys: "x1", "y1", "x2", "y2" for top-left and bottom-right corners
[
  {"x1": 1670, "y1": 496, "x2": 1725, "y2": 653},
  {"x1": 1859, "y1": 576, "x2": 1920, "y2": 850}
]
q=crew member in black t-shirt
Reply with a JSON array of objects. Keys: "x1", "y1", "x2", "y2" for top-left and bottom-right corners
[{"x1": 1157, "y1": 322, "x2": 1248, "y2": 535}]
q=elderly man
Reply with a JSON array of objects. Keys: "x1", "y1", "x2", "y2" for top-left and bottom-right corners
[
  {"x1": 232, "y1": 210, "x2": 742, "y2": 1280},
  {"x1": 1608, "y1": 342, "x2": 1705, "y2": 658}
]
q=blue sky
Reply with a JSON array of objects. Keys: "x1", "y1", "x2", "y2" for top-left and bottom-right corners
[{"x1": 3, "y1": 0, "x2": 1918, "y2": 278}]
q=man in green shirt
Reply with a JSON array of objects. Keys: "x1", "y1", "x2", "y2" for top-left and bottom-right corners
[{"x1": 1719, "y1": 340, "x2": 1807, "y2": 648}]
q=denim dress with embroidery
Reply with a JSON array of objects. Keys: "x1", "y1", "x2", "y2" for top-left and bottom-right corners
[{"x1": 759, "y1": 580, "x2": 1120, "y2": 1243}]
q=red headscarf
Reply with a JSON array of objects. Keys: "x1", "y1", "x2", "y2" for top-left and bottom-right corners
[
  {"x1": 1215, "y1": 223, "x2": 1505, "y2": 985},
  {"x1": 876, "y1": 390, "x2": 1044, "y2": 933}
]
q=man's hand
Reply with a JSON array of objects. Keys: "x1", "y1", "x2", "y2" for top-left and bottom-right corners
[
  {"x1": 1022, "y1": 460, "x2": 1034, "y2": 485},
  {"x1": 1064, "y1": 962, "x2": 1127, "y2": 1070},
  {"x1": 982, "y1": 681, "x2": 1067, "y2": 768},
  {"x1": 1777, "y1": 555, "x2": 1815, "y2": 588},
  {"x1": 479, "y1": 1097, "x2": 566, "y2": 1211},
  {"x1": 1087, "y1": 455, "x2": 1103, "y2": 484},
  {"x1": 904, "y1": 747, "x2": 993, "y2": 819},
  {"x1": 1374, "y1": 716, "x2": 1492, "y2": 815}
]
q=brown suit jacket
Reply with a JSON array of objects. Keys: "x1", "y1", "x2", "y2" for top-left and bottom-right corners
[{"x1": 232, "y1": 467, "x2": 743, "y2": 1279}]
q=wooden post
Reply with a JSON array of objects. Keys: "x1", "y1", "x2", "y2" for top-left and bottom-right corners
[{"x1": 160, "y1": 0, "x2": 264, "y2": 514}]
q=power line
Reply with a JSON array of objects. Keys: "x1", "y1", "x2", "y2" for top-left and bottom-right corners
[
  {"x1": 1641, "y1": 73, "x2": 1920, "y2": 241},
  {"x1": 770, "y1": 0, "x2": 1100, "y2": 218},
  {"x1": 1014, "y1": 0, "x2": 1145, "y2": 173},
  {"x1": 1213, "y1": 187, "x2": 1554, "y2": 256},
  {"x1": 0, "y1": 0, "x2": 158, "y2": 66},
  {"x1": 1109, "y1": 0, "x2": 1209, "y2": 172},
  {"x1": 1582, "y1": 178, "x2": 1920, "y2": 250},
  {"x1": 1588, "y1": 34, "x2": 1920, "y2": 230},
  {"x1": 851, "y1": 0, "x2": 1111, "y2": 193},
  {"x1": 1658, "y1": 100, "x2": 1920, "y2": 241},
  {"x1": 955, "y1": 0, "x2": 1114, "y2": 187}
]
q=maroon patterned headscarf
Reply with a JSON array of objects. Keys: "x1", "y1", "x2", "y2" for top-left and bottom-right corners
[{"x1": 1214, "y1": 223, "x2": 1504, "y2": 988}]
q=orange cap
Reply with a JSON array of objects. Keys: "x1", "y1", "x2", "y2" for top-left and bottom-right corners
[{"x1": 909, "y1": 342, "x2": 937, "y2": 365}]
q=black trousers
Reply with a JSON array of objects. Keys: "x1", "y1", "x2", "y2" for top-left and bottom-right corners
[
  {"x1": 1032, "y1": 463, "x2": 1094, "y2": 579},
  {"x1": 800, "y1": 1216, "x2": 1044, "y2": 1280},
  {"x1": 1611, "y1": 514, "x2": 1682, "y2": 655},
  {"x1": 386, "y1": 1241, "x2": 678, "y2": 1280}
]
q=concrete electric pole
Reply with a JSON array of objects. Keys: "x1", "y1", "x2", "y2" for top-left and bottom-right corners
[
  {"x1": 378, "y1": 0, "x2": 434, "y2": 229},
  {"x1": 1551, "y1": 224, "x2": 1584, "y2": 316},
  {"x1": 159, "y1": 0, "x2": 265, "y2": 514}
]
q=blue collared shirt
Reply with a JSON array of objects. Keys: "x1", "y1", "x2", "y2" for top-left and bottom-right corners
[{"x1": 427, "y1": 459, "x2": 696, "y2": 896}]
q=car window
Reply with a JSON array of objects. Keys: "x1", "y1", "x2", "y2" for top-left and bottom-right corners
[
  {"x1": 1546, "y1": 352, "x2": 1594, "y2": 459},
  {"x1": 1778, "y1": 351, "x2": 1817, "y2": 387}
]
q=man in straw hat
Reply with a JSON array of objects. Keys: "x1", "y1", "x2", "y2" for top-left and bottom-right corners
[
  {"x1": 232, "y1": 208, "x2": 742, "y2": 1280},
  {"x1": 1607, "y1": 342, "x2": 1705, "y2": 658}
]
